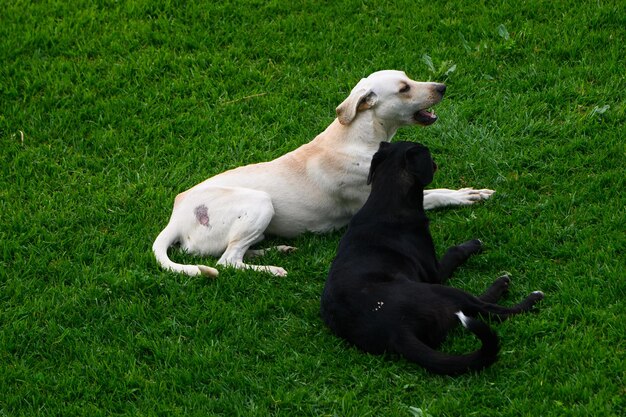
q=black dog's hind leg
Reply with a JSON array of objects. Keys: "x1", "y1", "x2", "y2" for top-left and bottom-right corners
[
  {"x1": 479, "y1": 275, "x2": 511, "y2": 303},
  {"x1": 473, "y1": 291, "x2": 544, "y2": 322},
  {"x1": 437, "y1": 239, "x2": 483, "y2": 282}
]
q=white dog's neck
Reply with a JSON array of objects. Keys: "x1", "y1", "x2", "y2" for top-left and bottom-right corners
[{"x1": 329, "y1": 113, "x2": 400, "y2": 145}]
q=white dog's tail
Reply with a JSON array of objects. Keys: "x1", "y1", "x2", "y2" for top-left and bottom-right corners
[{"x1": 152, "y1": 225, "x2": 219, "y2": 277}]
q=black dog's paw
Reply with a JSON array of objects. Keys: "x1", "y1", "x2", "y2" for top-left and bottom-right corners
[
  {"x1": 524, "y1": 291, "x2": 545, "y2": 312},
  {"x1": 462, "y1": 239, "x2": 483, "y2": 255},
  {"x1": 483, "y1": 275, "x2": 511, "y2": 302},
  {"x1": 494, "y1": 274, "x2": 511, "y2": 291}
]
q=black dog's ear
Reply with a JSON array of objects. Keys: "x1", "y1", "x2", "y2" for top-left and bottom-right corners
[
  {"x1": 405, "y1": 145, "x2": 435, "y2": 186},
  {"x1": 367, "y1": 142, "x2": 391, "y2": 185}
]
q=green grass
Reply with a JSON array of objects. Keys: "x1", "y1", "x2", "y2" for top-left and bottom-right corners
[{"x1": 1, "y1": 0, "x2": 624, "y2": 415}]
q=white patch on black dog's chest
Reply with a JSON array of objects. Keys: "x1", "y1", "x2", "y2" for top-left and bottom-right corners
[{"x1": 372, "y1": 301, "x2": 385, "y2": 312}]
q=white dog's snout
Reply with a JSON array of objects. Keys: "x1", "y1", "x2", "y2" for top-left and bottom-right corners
[{"x1": 434, "y1": 83, "x2": 446, "y2": 95}]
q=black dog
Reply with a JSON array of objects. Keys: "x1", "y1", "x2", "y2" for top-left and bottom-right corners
[{"x1": 320, "y1": 141, "x2": 543, "y2": 375}]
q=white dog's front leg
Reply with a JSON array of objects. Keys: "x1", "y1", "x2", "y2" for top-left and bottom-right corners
[{"x1": 423, "y1": 188, "x2": 495, "y2": 210}]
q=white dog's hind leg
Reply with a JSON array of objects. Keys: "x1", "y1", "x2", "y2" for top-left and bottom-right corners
[
  {"x1": 158, "y1": 186, "x2": 285, "y2": 277},
  {"x1": 423, "y1": 188, "x2": 495, "y2": 210},
  {"x1": 219, "y1": 242, "x2": 290, "y2": 276},
  {"x1": 213, "y1": 191, "x2": 288, "y2": 277}
]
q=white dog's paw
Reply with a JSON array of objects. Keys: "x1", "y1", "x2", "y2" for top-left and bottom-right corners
[
  {"x1": 266, "y1": 266, "x2": 288, "y2": 277},
  {"x1": 476, "y1": 188, "x2": 495, "y2": 199},
  {"x1": 454, "y1": 188, "x2": 496, "y2": 205},
  {"x1": 275, "y1": 245, "x2": 297, "y2": 253},
  {"x1": 424, "y1": 188, "x2": 495, "y2": 209}
]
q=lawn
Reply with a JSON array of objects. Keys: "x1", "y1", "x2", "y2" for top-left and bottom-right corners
[{"x1": 1, "y1": 0, "x2": 624, "y2": 416}]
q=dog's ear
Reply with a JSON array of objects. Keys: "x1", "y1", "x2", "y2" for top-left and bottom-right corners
[
  {"x1": 336, "y1": 83, "x2": 378, "y2": 125},
  {"x1": 405, "y1": 146, "x2": 435, "y2": 186},
  {"x1": 367, "y1": 142, "x2": 391, "y2": 185}
]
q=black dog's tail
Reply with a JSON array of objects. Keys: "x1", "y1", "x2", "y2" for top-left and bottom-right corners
[{"x1": 394, "y1": 311, "x2": 500, "y2": 376}]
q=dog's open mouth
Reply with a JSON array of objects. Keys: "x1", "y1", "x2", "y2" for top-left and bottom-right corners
[{"x1": 414, "y1": 109, "x2": 438, "y2": 126}]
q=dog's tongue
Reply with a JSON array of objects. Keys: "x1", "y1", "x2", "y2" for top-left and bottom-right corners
[{"x1": 415, "y1": 109, "x2": 438, "y2": 125}]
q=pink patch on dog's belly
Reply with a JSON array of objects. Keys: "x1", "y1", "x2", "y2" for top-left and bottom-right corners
[{"x1": 194, "y1": 204, "x2": 210, "y2": 227}]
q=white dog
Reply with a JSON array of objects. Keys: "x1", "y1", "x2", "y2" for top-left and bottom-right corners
[{"x1": 153, "y1": 70, "x2": 494, "y2": 277}]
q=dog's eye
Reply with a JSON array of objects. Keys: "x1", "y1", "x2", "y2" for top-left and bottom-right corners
[{"x1": 399, "y1": 84, "x2": 410, "y2": 93}]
